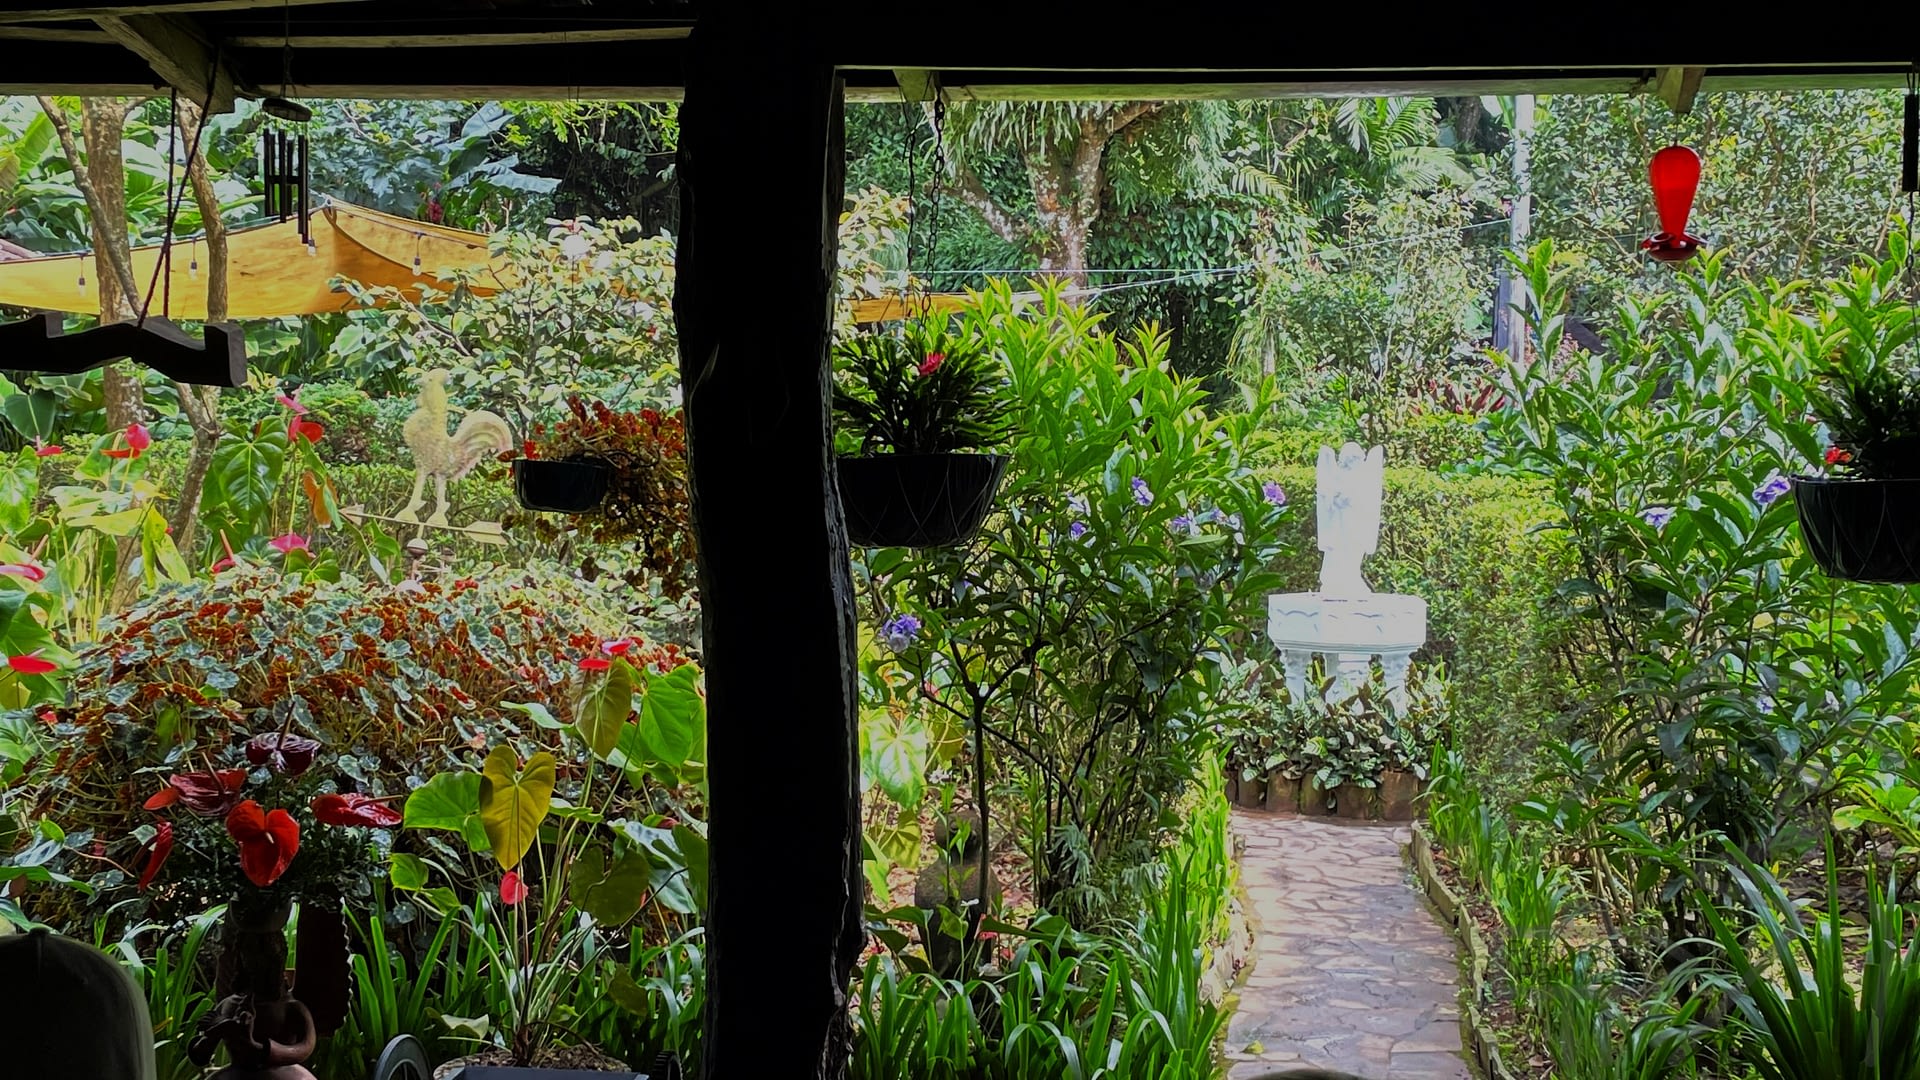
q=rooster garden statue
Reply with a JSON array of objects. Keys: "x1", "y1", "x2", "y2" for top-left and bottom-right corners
[{"x1": 396, "y1": 369, "x2": 514, "y2": 526}]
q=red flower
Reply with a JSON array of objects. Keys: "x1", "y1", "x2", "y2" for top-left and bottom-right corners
[
  {"x1": 226, "y1": 801, "x2": 300, "y2": 888},
  {"x1": 277, "y1": 391, "x2": 307, "y2": 415},
  {"x1": 103, "y1": 422, "x2": 151, "y2": 460},
  {"x1": 143, "y1": 786, "x2": 181, "y2": 811},
  {"x1": 246, "y1": 732, "x2": 321, "y2": 776},
  {"x1": 288, "y1": 417, "x2": 325, "y2": 443},
  {"x1": 1825, "y1": 446, "x2": 1854, "y2": 465},
  {"x1": 166, "y1": 769, "x2": 249, "y2": 817},
  {"x1": 137, "y1": 821, "x2": 173, "y2": 890},
  {"x1": 578, "y1": 657, "x2": 612, "y2": 672},
  {"x1": 0, "y1": 561, "x2": 46, "y2": 582},
  {"x1": 210, "y1": 531, "x2": 240, "y2": 574},
  {"x1": 601, "y1": 638, "x2": 635, "y2": 657},
  {"x1": 500, "y1": 870, "x2": 529, "y2": 906},
  {"x1": 32, "y1": 442, "x2": 63, "y2": 457},
  {"x1": 522, "y1": 439, "x2": 539, "y2": 460},
  {"x1": 311, "y1": 793, "x2": 402, "y2": 828},
  {"x1": 918, "y1": 352, "x2": 945, "y2": 377},
  {"x1": 6, "y1": 654, "x2": 57, "y2": 676},
  {"x1": 269, "y1": 533, "x2": 310, "y2": 556}
]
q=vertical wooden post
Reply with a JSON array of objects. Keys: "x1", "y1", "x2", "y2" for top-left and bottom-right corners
[{"x1": 674, "y1": 13, "x2": 863, "y2": 1080}]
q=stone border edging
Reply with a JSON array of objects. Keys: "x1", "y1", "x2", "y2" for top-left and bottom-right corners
[{"x1": 1407, "y1": 823, "x2": 1518, "y2": 1080}]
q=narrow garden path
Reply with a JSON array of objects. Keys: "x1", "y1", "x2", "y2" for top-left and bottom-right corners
[{"x1": 1225, "y1": 811, "x2": 1472, "y2": 1080}]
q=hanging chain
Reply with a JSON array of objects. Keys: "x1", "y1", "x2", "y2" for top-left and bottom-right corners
[{"x1": 920, "y1": 94, "x2": 949, "y2": 319}]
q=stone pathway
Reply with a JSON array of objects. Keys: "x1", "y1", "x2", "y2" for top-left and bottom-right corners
[{"x1": 1224, "y1": 810, "x2": 1471, "y2": 1080}]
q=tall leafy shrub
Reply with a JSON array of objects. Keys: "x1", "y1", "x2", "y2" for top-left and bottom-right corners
[
  {"x1": 872, "y1": 282, "x2": 1286, "y2": 920},
  {"x1": 1484, "y1": 240, "x2": 1920, "y2": 966}
]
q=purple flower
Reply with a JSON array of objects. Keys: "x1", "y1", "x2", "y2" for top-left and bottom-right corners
[
  {"x1": 882, "y1": 614, "x2": 922, "y2": 652},
  {"x1": 1640, "y1": 505, "x2": 1675, "y2": 531},
  {"x1": 1069, "y1": 521, "x2": 1088, "y2": 540},
  {"x1": 1131, "y1": 477, "x2": 1154, "y2": 507},
  {"x1": 1752, "y1": 471, "x2": 1791, "y2": 508},
  {"x1": 1067, "y1": 494, "x2": 1089, "y2": 515},
  {"x1": 1170, "y1": 514, "x2": 1194, "y2": 533},
  {"x1": 1263, "y1": 481, "x2": 1288, "y2": 507}
]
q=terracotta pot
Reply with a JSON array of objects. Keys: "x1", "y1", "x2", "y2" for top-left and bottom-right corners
[
  {"x1": 1334, "y1": 782, "x2": 1378, "y2": 820},
  {"x1": 1298, "y1": 777, "x2": 1335, "y2": 815},
  {"x1": 1264, "y1": 774, "x2": 1301, "y2": 813},
  {"x1": 1379, "y1": 769, "x2": 1420, "y2": 821},
  {"x1": 1232, "y1": 772, "x2": 1267, "y2": 809}
]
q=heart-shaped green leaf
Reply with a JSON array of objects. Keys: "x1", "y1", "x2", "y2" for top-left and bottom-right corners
[
  {"x1": 639, "y1": 663, "x2": 705, "y2": 769},
  {"x1": 567, "y1": 844, "x2": 653, "y2": 926},
  {"x1": 575, "y1": 658, "x2": 635, "y2": 758},
  {"x1": 402, "y1": 771, "x2": 491, "y2": 853},
  {"x1": 477, "y1": 746, "x2": 555, "y2": 871}
]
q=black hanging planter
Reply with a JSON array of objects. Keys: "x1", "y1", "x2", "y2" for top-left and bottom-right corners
[
  {"x1": 1792, "y1": 476, "x2": 1920, "y2": 584},
  {"x1": 837, "y1": 453, "x2": 1008, "y2": 548},
  {"x1": 513, "y1": 456, "x2": 613, "y2": 515}
]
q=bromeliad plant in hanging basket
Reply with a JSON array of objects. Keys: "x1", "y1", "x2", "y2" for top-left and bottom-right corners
[
  {"x1": 516, "y1": 398, "x2": 697, "y2": 598},
  {"x1": 1792, "y1": 263, "x2": 1920, "y2": 584},
  {"x1": 833, "y1": 319, "x2": 1013, "y2": 548}
]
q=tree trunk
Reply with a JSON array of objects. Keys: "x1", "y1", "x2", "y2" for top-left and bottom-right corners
[
  {"x1": 677, "y1": 16, "x2": 862, "y2": 1080},
  {"x1": 75, "y1": 100, "x2": 145, "y2": 430},
  {"x1": 168, "y1": 99, "x2": 228, "y2": 556}
]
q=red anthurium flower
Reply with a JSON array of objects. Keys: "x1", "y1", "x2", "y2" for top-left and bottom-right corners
[
  {"x1": 269, "y1": 533, "x2": 310, "y2": 556},
  {"x1": 143, "y1": 786, "x2": 181, "y2": 811},
  {"x1": 276, "y1": 391, "x2": 307, "y2": 415},
  {"x1": 1826, "y1": 446, "x2": 1853, "y2": 465},
  {"x1": 167, "y1": 769, "x2": 248, "y2": 817},
  {"x1": 6, "y1": 654, "x2": 57, "y2": 676},
  {"x1": 226, "y1": 801, "x2": 300, "y2": 888},
  {"x1": 0, "y1": 561, "x2": 46, "y2": 582},
  {"x1": 578, "y1": 657, "x2": 611, "y2": 672},
  {"x1": 103, "y1": 422, "x2": 152, "y2": 460},
  {"x1": 918, "y1": 352, "x2": 945, "y2": 377},
  {"x1": 37, "y1": 710, "x2": 56, "y2": 726},
  {"x1": 601, "y1": 638, "x2": 635, "y2": 657},
  {"x1": 32, "y1": 442, "x2": 63, "y2": 457},
  {"x1": 246, "y1": 732, "x2": 321, "y2": 776},
  {"x1": 310, "y1": 793, "x2": 402, "y2": 828},
  {"x1": 500, "y1": 870, "x2": 529, "y2": 906},
  {"x1": 287, "y1": 417, "x2": 325, "y2": 443},
  {"x1": 137, "y1": 821, "x2": 173, "y2": 890}
]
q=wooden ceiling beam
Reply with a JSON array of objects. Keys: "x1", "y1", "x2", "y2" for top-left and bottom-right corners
[
  {"x1": 95, "y1": 12, "x2": 251, "y2": 112},
  {"x1": 222, "y1": 26, "x2": 691, "y2": 48},
  {"x1": 0, "y1": 0, "x2": 361, "y2": 23}
]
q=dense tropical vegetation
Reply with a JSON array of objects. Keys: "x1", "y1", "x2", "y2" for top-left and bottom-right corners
[{"x1": 2, "y1": 83, "x2": 1919, "y2": 1080}]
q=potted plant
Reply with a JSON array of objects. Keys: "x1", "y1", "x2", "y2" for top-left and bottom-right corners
[
  {"x1": 833, "y1": 318, "x2": 1013, "y2": 547},
  {"x1": 128, "y1": 724, "x2": 400, "y2": 1080},
  {"x1": 516, "y1": 398, "x2": 697, "y2": 598},
  {"x1": 1793, "y1": 337, "x2": 1920, "y2": 583}
]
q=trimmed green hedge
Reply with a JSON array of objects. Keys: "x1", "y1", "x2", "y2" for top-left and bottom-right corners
[{"x1": 1261, "y1": 465, "x2": 1575, "y2": 800}]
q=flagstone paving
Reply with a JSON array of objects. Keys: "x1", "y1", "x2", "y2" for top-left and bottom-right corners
[{"x1": 1224, "y1": 810, "x2": 1472, "y2": 1080}]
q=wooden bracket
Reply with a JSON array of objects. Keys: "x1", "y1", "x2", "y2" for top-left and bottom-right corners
[
  {"x1": 0, "y1": 313, "x2": 247, "y2": 387},
  {"x1": 94, "y1": 13, "x2": 249, "y2": 112},
  {"x1": 893, "y1": 68, "x2": 941, "y2": 103},
  {"x1": 1654, "y1": 66, "x2": 1706, "y2": 116}
]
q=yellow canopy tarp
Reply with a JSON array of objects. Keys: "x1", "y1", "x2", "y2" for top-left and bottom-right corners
[{"x1": 0, "y1": 200, "x2": 505, "y2": 320}]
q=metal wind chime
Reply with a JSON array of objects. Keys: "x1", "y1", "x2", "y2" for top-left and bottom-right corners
[{"x1": 261, "y1": 96, "x2": 314, "y2": 252}]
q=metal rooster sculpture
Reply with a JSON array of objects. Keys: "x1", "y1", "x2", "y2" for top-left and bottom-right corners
[{"x1": 396, "y1": 369, "x2": 514, "y2": 526}]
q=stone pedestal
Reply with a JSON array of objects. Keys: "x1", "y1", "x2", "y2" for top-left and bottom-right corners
[{"x1": 1268, "y1": 592, "x2": 1428, "y2": 707}]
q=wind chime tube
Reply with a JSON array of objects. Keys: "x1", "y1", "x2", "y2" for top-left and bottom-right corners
[
  {"x1": 297, "y1": 132, "x2": 311, "y2": 245},
  {"x1": 1903, "y1": 88, "x2": 1918, "y2": 195}
]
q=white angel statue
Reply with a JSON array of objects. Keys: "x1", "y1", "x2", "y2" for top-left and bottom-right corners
[{"x1": 1316, "y1": 443, "x2": 1385, "y2": 598}]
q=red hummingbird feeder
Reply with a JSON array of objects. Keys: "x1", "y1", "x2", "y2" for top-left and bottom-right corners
[{"x1": 1641, "y1": 145, "x2": 1704, "y2": 262}]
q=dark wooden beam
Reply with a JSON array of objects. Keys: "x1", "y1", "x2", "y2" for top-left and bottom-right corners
[
  {"x1": 94, "y1": 12, "x2": 250, "y2": 111},
  {"x1": 240, "y1": 40, "x2": 689, "y2": 100},
  {"x1": 675, "y1": 13, "x2": 862, "y2": 1080},
  {"x1": 222, "y1": 26, "x2": 690, "y2": 48},
  {"x1": 0, "y1": 0, "x2": 361, "y2": 22}
]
